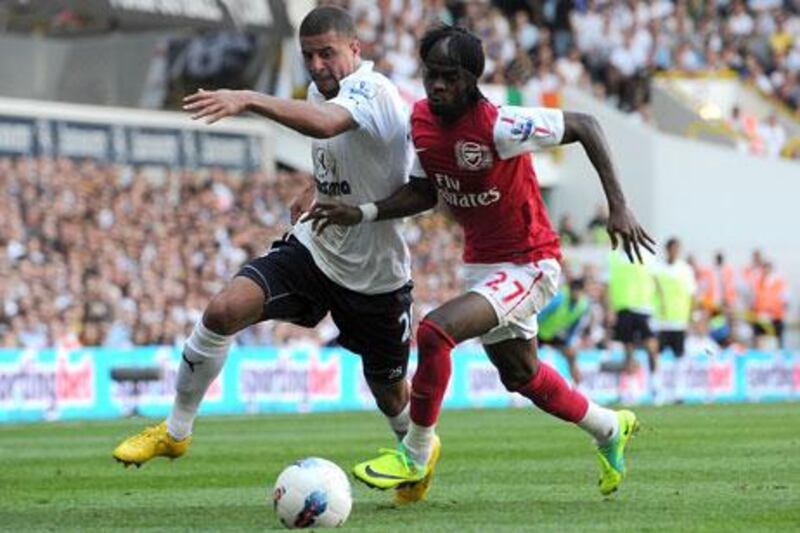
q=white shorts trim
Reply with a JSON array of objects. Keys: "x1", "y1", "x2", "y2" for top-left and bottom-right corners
[{"x1": 465, "y1": 259, "x2": 561, "y2": 345}]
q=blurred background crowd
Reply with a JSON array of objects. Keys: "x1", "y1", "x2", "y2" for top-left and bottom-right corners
[
  {"x1": 0, "y1": 0, "x2": 796, "y2": 353},
  {"x1": 0, "y1": 156, "x2": 787, "y2": 353},
  {"x1": 319, "y1": 0, "x2": 800, "y2": 157},
  {"x1": 0, "y1": 157, "x2": 464, "y2": 349}
]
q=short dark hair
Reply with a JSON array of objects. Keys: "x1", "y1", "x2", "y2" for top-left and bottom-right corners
[
  {"x1": 420, "y1": 24, "x2": 485, "y2": 80},
  {"x1": 569, "y1": 278, "x2": 585, "y2": 292},
  {"x1": 299, "y1": 6, "x2": 356, "y2": 38}
]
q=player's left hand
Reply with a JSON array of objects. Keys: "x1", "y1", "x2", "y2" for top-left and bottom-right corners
[
  {"x1": 301, "y1": 201, "x2": 363, "y2": 234},
  {"x1": 607, "y1": 205, "x2": 656, "y2": 263},
  {"x1": 289, "y1": 182, "x2": 316, "y2": 225},
  {"x1": 183, "y1": 89, "x2": 249, "y2": 124}
]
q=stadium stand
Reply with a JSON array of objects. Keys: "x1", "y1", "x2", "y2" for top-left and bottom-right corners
[
  {"x1": 0, "y1": 151, "x2": 787, "y2": 351},
  {"x1": 326, "y1": 0, "x2": 800, "y2": 155},
  {"x1": 1, "y1": 0, "x2": 796, "y2": 352},
  {"x1": 0, "y1": 156, "x2": 466, "y2": 348}
]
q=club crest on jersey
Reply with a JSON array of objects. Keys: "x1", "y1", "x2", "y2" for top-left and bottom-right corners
[
  {"x1": 347, "y1": 80, "x2": 377, "y2": 104},
  {"x1": 455, "y1": 140, "x2": 493, "y2": 171}
]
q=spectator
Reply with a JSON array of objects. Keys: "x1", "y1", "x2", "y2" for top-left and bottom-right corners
[
  {"x1": 698, "y1": 251, "x2": 738, "y2": 315},
  {"x1": 758, "y1": 113, "x2": 787, "y2": 158},
  {"x1": 587, "y1": 204, "x2": 611, "y2": 244},
  {"x1": 558, "y1": 214, "x2": 583, "y2": 246},
  {"x1": 727, "y1": 1, "x2": 755, "y2": 37},
  {"x1": 556, "y1": 46, "x2": 588, "y2": 87},
  {"x1": 751, "y1": 261, "x2": 789, "y2": 348}
]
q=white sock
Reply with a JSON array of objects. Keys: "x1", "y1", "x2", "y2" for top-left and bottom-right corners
[
  {"x1": 166, "y1": 320, "x2": 233, "y2": 440},
  {"x1": 675, "y1": 356, "x2": 688, "y2": 402},
  {"x1": 386, "y1": 402, "x2": 410, "y2": 441},
  {"x1": 577, "y1": 401, "x2": 619, "y2": 445},
  {"x1": 402, "y1": 422, "x2": 436, "y2": 467},
  {"x1": 651, "y1": 367, "x2": 665, "y2": 405}
]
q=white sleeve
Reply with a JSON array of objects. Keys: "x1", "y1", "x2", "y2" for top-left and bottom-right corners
[
  {"x1": 328, "y1": 77, "x2": 400, "y2": 139},
  {"x1": 493, "y1": 105, "x2": 565, "y2": 160}
]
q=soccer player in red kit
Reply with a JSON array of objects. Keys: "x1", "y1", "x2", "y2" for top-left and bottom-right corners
[{"x1": 305, "y1": 25, "x2": 655, "y2": 500}]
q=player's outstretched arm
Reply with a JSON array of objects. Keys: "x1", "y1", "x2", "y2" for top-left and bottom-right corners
[
  {"x1": 561, "y1": 111, "x2": 656, "y2": 263},
  {"x1": 302, "y1": 177, "x2": 437, "y2": 234},
  {"x1": 183, "y1": 89, "x2": 356, "y2": 138}
]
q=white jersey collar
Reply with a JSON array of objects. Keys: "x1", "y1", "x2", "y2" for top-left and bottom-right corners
[{"x1": 308, "y1": 61, "x2": 374, "y2": 100}]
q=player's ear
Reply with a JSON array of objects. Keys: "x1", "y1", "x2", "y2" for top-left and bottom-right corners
[{"x1": 349, "y1": 37, "x2": 361, "y2": 58}]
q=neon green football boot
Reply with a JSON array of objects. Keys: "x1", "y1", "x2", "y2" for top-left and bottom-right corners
[
  {"x1": 352, "y1": 437, "x2": 440, "y2": 492},
  {"x1": 597, "y1": 409, "x2": 639, "y2": 495},
  {"x1": 113, "y1": 421, "x2": 191, "y2": 468},
  {"x1": 394, "y1": 436, "x2": 442, "y2": 504}
]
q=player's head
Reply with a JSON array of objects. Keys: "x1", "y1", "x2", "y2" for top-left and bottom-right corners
[
  {"x1": 299, "y1": 6, "x2": 360, "y2": 99},
  {"x1": 419, "y1": 24, "x2": 485, "y2": 120},
  {"x1": 569, "y1": 278, "x2": 585, "y2": 301},
  {"x1": 665, "y1": 237, "x2": 680, "y2": 262}
]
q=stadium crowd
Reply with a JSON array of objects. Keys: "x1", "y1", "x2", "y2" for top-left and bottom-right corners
[
  {"x1": 0, "y1": 156, "x2": 789, "y2": 352},
  {"x1": 1, "y1": 1, "x2": 796, "y2": 351},
  {"x1": 327, "y1": 0, "x2": 800, "y2": 147},
  {"x1": 0, "y1": 157, "x2": 464, "y2": 349}
]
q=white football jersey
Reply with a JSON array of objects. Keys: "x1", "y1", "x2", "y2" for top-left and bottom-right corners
[{"x1": 292, "y1": 61, "x2": 413, "y2": 294}]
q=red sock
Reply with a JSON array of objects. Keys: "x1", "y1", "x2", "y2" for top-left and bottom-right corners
[
  {"x1": 515, "y1": 362, "x2": 589, "y2": 423},
  {"x1": 410, "y1": 319, "x2": 455, "y2": 427}
]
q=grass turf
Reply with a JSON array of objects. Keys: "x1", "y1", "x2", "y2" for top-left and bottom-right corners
[{"x1": 1, "y1": 403, "x2": 799, "y2": 532}]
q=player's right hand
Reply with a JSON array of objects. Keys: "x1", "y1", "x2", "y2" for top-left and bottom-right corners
[
  {"x1": 301, "y1": 201, "x2": 363, "y2": 234},
  {"x1": 183, "y1": 89, "x2": 250, "y2": 124}
]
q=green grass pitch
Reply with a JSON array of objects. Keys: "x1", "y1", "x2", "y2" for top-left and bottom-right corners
[{"x1": 1, "y1": 403, "x2": 799, "y2": 531}]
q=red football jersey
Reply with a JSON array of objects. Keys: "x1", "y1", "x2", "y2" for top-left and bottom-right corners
[{"x1": 410, "y1": 98, "x2": 565, "y2": 264}]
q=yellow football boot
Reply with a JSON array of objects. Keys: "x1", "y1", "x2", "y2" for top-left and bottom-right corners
[
  {"x1": 597, "y1": 409, "x2": 639, "y2": 495},
  {"x1": 113, "y1": 421, "x2": 190, "y2": 468},
  {"x1": 394, "y1": 435, "x2": 441, "y2": 504},
  {"x1": 353, "y1": 436, "x2": 441, "y2": 492}
]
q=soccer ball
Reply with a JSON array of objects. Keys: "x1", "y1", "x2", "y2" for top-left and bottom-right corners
[{"x1": 271, "y1": 457, "x2": 352, "y2": 529}]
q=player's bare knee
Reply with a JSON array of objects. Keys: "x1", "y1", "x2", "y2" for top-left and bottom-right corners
[
  {"x1": 494, "y1": 354, "x2": 539, "y2": 392},
  {"x1": 418, "y1": 314, "x2": 453, "y2": 346},
  {"x1": 423, "y1": 308, "x2": 449, "y2": 327},
  {"x1": 203, "y1": 295, "x2": 244, "y2": 336},
  {"x1": 497, "y1": 366, "x2": 534, "y2": 392},
  {"x1": 203, "y1": 279, "x2": 265, "y2": 335}
]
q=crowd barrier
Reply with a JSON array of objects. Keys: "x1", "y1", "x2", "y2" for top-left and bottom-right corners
[{"x1": 0, "y1": 346, "x2": 798, "y2": 423}]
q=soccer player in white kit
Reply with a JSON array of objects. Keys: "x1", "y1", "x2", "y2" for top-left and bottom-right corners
[{"x1": 113, "y1": 8, "x2": 421, "y2": 502}]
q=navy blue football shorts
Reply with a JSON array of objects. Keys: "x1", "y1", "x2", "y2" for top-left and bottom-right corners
[{"x1": 236, "y1": 235, "x2": 413, "y2": 385}]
